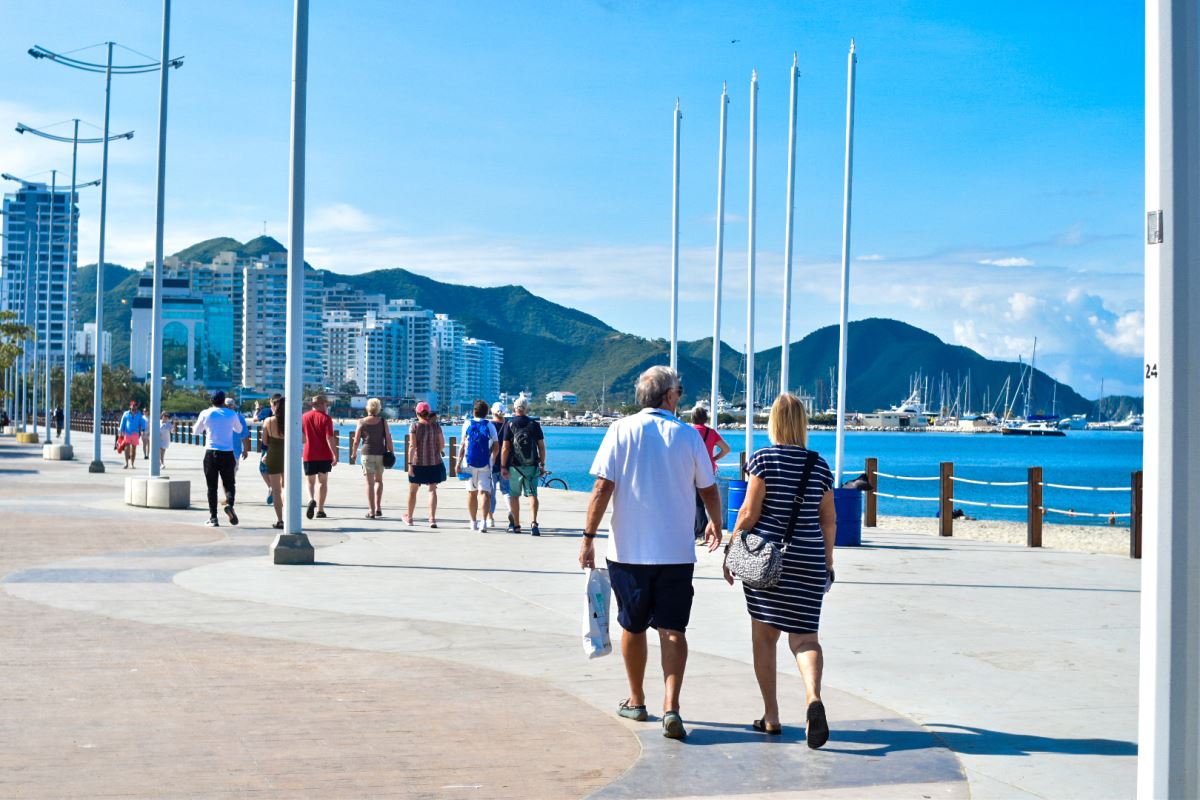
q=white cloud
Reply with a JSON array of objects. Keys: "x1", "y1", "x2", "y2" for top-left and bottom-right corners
[
  {"x1": 309, "y1": 203, "x2": 378, "y2": 234},
  {"x1": 1094, "y1": 310, "x2": 1144, "y2": 357},
  {"x1": 856, "y1": 253, "x2": 885, "y2": 261},
  {"x1": 978, "y1": 256, "x2": 1035, "y2": 267},
  {"x1": 1006, "y1": 292, "x2": 1042, "y2": 322}
]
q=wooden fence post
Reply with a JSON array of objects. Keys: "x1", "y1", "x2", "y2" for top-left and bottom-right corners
[
  {"x1": 939, "y1": 461, "x2": 954, "y2": 537},
  {"x1": 1027, "y1": 466, "x2": 1043, "y2": 548},
  {"x1": 864, "y1": 457, "x2": 878, "y2": 527},
  {"x1": 448, "y1": 436, "x2": 457, "y2": 477},
  {"x1": 1130, "y1": 469, "x2": 1143, "y2": 559}
]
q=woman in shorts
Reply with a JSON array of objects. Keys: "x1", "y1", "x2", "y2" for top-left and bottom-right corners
[
  {"x1": 350, "y1": 397, "x2": 393, "y2": 519},
  {"x1": 159, "y1": 412, "x2": 174, "y2": 468},
  {"x1": 405, "y1": 401, "x2": 446, "y2": 527},
  {"x1": 260, "y1": 395, "x2": 287, "y2": 528}
]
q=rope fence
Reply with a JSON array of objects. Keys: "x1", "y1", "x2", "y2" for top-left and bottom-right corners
[{"x1": 863, "y1": 458, "x2": 1144, "y2": 559}]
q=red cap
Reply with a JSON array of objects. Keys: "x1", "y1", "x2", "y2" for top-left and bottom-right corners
[
  {"x1": 130, "y1": 401, "x2": 138, "y2": 408},
  {"x1": 415, "y1": 401, "x2": 431, "y2": 414}
]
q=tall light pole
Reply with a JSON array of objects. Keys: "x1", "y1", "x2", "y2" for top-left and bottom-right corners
[
  {"x1": 270, "y1": 0, "x2": 315, "y2": 565},
  {"x1": 19, "y1": 118, "x2": 115, "y2": 455},
  {"x1": 833, "y1": 40, "x2": 858, "y2": 487},
  {"x1": 744, "y1": 70, "x2": 759, "y2": 460},
  {"x1": 780, "y1": 53, "x2": 800, "y2": 394},
  {"x1": 1139, "y1": 1, "x2": 1200, "y2": 795},
  {"x1": 147, "y1": 0, "x2": 183, "y2": 478},
  {"x1": 43, "y1": 172, "x2": 55, "y2": 444},
  {"x1": 710, "y1": 83, "x2": 729, "y2": 415},
  {"x1": 669, "y1": 98, "x2": 681, "y2": 372},
  {"x1": 29, "y1": 42, "x2": 160, "y2": 471}
]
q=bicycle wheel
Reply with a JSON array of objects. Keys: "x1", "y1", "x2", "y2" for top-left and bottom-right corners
[{"x1": 544, "y1": 478, "x2": 568, "y2": 491}]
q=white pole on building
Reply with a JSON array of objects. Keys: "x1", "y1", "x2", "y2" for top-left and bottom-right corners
[
  {"x1": 833, "y1": 39, "x2": 857, "y2": 487},
  {"x1": 710, "y1": 83, "x2": 729, "y2": 415},
  {"x1": 1139, "y1": 2, "x2": 1200, "y2": 796},
  {"x1": 670, "y1": 98, "x2": 681, "y2": 372},
  {"x1": 88, "y1": 43, "x2": 114, "y2": 473},
  {"x1": 780, "y1": 53, "x2": 799, "y2": 394},
  {"x1": 271, "y1": 0, "x2": 315, "y2": 565},
  {"x1": 147, "y1": 0, "x2": 173, "y2": 478},
  {"x1": 44, "y1": 170, "x2": 56, "y2": 445},
  {"x1": 744, "y1": 70, "x2": 758, "y2": 459}
]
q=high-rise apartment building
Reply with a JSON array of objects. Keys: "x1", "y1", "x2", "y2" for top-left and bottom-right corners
[
  {"x1": 462, "y1": 337, "x2": 503, "y2": 403},
  {"x1": 240, "y1": 260, "x2": 325, "y2": 392},
  {"x1": 75, "y1": 322, "x2": 112, "y2": 369},
  {"x1": 128, "y1": 270, "x2": 235, "y2": 389},
  {"x1": 1, "y1": 182, "x2": 77, "y2": 369},
  {"x1": 381, "y1": 300, "x2": 434, "y2": 402}
]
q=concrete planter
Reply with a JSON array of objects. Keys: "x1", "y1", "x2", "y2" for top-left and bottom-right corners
[{"x1": 42, "y1": 444, "x2": 74, "y2": 461}]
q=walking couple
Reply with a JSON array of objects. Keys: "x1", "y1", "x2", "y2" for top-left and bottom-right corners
[{"x1": 581, "y1": 366, "x2": 837, "y2": 746}]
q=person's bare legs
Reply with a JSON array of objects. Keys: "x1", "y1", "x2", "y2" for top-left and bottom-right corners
[
  {"x1": 530, "y1": 495, "x2": 540, "y2": 525},
  {"x1": 467, "y1": 489, "x2": 478, "y2": 523},
  {"x1": 406, "y1": 482, "x2": 418, "y2": 520},
  {"x1": 658, "y1": 628, "x2": 688, "y2": 714},
  {"x1": 789, "y1": 632, "x2": 823, "y2": 705},
  {"x1": 364, "y1": 474, "x2": 377, "y2": 515},
  {"x1": 621, "y1": 629, "x2": 648, "y2": 708},
  {"x1": 751, "y1": 619, "x2": 783, "y2": 726},
  {"x1": 374, "y1": 475, "x2": 384, "y2": 514},
  {"x1": 317, "y1": 473, "x2": 329, "y2": 513},
  {"x1": 159, "y1": 448, "x2": 167, "y2": 468},
  {"x1": 306, "y1": 474, "x2": 317, "y2": 506},
  {"x1": 428, "y1": 485, "x2": 439, "y2": 522},
  {"x1": 508, "y1": 494, "x2": 521, "y2": 528},
  {"x1": 269, "y1": 474, "x2": 283, "y2": 523}
]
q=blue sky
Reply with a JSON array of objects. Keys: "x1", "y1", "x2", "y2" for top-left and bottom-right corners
[{"x1": 1, "y1": 1, "x2": 1144, "y2": 397}]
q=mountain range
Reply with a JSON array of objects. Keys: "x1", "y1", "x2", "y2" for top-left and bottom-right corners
[{"x1": 75, "y1": 236, "x2": 1139, "y2": 417}]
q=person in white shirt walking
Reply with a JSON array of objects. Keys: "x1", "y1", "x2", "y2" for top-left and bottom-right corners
[
  {"x1": 579, "y1": 366, "x2": 723, "y2": 741},
  {"x1": 193, "y1": 390, "x2": 245, "y2": 527},
  {"x1": 457, "y1": 399, "x2": 499, "y2": 531}
]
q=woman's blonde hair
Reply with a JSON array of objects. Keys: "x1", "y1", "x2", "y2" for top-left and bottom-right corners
[
  {"x1": 366, "y1": 397, "x2": 382, "y2": 416},
  {"x1": 767, "y1": 393, "x2": 808, "y2": 447}
]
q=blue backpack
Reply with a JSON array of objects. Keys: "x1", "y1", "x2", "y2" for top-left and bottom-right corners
[{"x1": 465, "y1": 419, "x2": 492, "y2": 468}]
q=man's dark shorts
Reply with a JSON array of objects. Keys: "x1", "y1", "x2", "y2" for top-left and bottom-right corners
[
  {"x1": 303, "y1": 459, "x2": 333, "y2": 476},
  {"x1": 606, "y1": 560, "x2": 695, "y2": 634}
]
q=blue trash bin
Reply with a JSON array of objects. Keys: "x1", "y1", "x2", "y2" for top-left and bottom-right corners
[
  {"x1": 726, "y1": 479, "x2": 748, "y2": 532},
  {"x1": 834, "y1": 488, "x2": 863, "y2": 546}
]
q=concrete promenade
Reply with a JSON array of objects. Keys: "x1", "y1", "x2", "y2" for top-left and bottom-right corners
[{"x1": 0, "y1": 431, "x2": 1137, "y2": 798}]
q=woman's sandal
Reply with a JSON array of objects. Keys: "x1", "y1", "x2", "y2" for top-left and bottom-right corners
[
  {"x1": 806, "y1": 701, "x2": 829, "y2": 749},
  {"x1": 752, "y1": 719, "x2": 783, "y2": 736}
]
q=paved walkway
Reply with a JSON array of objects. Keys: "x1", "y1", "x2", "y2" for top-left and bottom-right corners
[{"x1": 0, "y1": 432, "x2": 1138, "y2": 798}]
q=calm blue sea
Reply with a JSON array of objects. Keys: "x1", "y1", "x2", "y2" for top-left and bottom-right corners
[{"x1": 335, "y1": 423, "x2": 1142, "y2": 527}]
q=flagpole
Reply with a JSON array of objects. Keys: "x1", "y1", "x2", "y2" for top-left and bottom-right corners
[
  {"x1": 833, "y1": 40, "x2": 858, "y2": 487},
  {"x1": 710, "y1": 83, "x2": 729, "y2": 416},
  {"x1": 780, "y1": 53, "x2": 799, "y2": 394},
  {"x1": 744, "y1": 70, "x2": 758, "y2": 459}
]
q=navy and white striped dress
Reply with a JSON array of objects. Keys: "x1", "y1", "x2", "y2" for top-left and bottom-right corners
[{"x1": 742, "y1": 445, "x2": 835, "y2": 634}]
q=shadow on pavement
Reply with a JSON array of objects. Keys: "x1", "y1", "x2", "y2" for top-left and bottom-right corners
[
  {"x1": 838, "y1": 579, "x2": 1137, "y2": 594},
  {"x1": 824, "y1": 723, "x2": 1136, "y2": 757}
]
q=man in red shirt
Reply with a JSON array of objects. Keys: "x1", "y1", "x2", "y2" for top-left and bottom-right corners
[{"x1": 302, "y1": 394, "x2": 339, "y2": 518}]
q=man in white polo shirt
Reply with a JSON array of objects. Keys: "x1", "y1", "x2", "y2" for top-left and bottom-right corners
[
  {"x1": 193, "y1": 390, "x2": 245, "y2": 528},
  {"x1": 579, "y1": 365, "x2": 724, "y2": 740}
]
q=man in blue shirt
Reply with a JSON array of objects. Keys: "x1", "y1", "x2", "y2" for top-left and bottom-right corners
[
  {"x1": 118, "y1": 401, "x2": 146, "y2": 470},
  {"x1": 194, "y1": 391, "x2": 245, "y2": 527}
]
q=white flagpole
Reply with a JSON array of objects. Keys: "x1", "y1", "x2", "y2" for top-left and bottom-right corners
[
  {"x1": 833, "y1": 40, "x2": 857, "y2": 487},
  {"x1": 670, "y1": 98, "x2": 681, "y2": 372},
  {"x1": 780, "y1": 53, "x2": 799, "y2": 395},
  {"x1": 1139, "y1": 1, "x2": 1200, "y2": 795},
  {"x1": 710, "y1": 83, "x2": 729, "y2": 416},
  {"x1": 744, "y1": 70, "x2": 758, "y2": 459},
  {"x1": 147, "y1": 0, "x2": 172, "y2": 478}
]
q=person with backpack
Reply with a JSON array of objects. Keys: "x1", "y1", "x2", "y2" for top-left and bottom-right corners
[
  {"x1": 500, "y1": 395, "x2": 546, "y2": 536},
  {"x1": 457, "y1": 399, "x2": 500, "y2": 531}
]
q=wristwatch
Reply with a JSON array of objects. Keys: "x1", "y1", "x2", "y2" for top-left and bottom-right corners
[{"x1": 582, "y1": 530, "x2": 597, "y2": 539}]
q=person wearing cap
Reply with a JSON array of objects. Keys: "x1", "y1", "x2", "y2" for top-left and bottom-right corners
[
  {"x1": 301, "y1": 394, "x2": 338, "y2": 519},
  {"x1": 193, "y1": 390, "x2": 245, "y2": 527},
  {"x1": 487, "y1": 401, "x2": 510, "y2": 529},
  {"x1": 224, "y1": 397, "x2": 252, "y2": 466},
  {"x1": 118, "y1": 401, "x2": 146, "y2": 469},
  {"x1": 405, "y1": 400, "x2": 445, "y2": 527}
]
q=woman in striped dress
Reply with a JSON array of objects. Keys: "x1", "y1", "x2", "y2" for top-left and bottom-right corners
[{"x1": 724, "y1": 393, "x2": 836, "y2": 748}]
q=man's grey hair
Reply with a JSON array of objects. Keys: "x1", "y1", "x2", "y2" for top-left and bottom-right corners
[
  {"x1": 513, "y1": 396, "x2": 530, "y2": 413},
  {"x1": 636, "y1": 365, "x2": 681, "y2": 409}
]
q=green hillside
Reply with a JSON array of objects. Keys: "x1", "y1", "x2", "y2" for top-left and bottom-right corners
[{"x1": 74, "y1": 262, "x2": 139, "y2": 365}]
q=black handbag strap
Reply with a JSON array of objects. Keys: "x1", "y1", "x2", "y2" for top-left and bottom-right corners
[{"x1": 780, "y1": 450, "x2": 820, "y2": 552}]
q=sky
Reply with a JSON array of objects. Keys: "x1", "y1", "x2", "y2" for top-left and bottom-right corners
[{"x1": 0, "y1": 1, "x2": 1145, "y2": 397}]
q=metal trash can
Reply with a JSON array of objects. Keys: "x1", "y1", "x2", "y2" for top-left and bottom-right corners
[{"x1": 834, "y1": 487, "x2": 863, "y2": 546}]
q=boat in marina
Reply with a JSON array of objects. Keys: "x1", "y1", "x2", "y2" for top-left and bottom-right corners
[
  {"x1": 1059, "y1": 414, "x2": 1088, "y2": 430},
  {"x1": 1001, "y1": 419, "x2": 1067, "y2": 437}
]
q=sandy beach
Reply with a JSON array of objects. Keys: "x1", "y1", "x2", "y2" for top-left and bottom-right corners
[{"x1": 875, "y1": 513, "x2": 1134, "y2": 557}]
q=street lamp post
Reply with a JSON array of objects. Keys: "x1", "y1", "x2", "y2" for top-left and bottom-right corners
[
  {"x1": 780, "y1": 53, "x2": 800, "y2": 394},
  {"x1": 43, "y1": 172, "x2": 55, "y2": 445},
  {"x1": 833, "y1": 40, "x2": 858, "y2": 487},
  {"x1": 710, "y1": 83, "x2": 729, "y2": 416},
  {"x1": 744, "y1": 70, "x2": 759, "y2": 460},
  {"x1": 29, "y1": 41, "x2": 163, "y2": 471}
]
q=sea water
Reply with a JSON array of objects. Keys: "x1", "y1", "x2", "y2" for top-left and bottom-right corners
[{"x1": 336, "y1": 423, "x2": 1142, "y2": 527}]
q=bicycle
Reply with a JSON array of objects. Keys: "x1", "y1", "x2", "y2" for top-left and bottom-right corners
[{"x1": 539, "y1": 470, "x2": 568, "y2": 491}]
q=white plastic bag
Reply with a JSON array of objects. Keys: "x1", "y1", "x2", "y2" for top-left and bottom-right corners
[{"x1": 582, "y1": 567, "x2": 612, "y2": 658}]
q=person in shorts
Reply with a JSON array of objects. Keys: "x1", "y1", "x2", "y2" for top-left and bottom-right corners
[
  {"x1": 158, "y1": 412, "x2": 174, "y2": 468},
  {"x1": 349, "y1": 397, "x2": 393, "y2": 519},
  {"x1": 488, "y1": 402, "x2": 509, "y2": 529},
  {"x1": 118, "y1": 401, "x2": 145, "y2": 469},
  {"x1": 578, "y1": 366, "x2": 724, "y2": 741},
  {"x1": 457, "y1": 399, "x2": 499, "y2": 532},
  {"x1": 301, "y1": 394, "x2": 338, "y2": 519},
  {"x1": 500, "y1": 396, "x2": 546, "y2": 536},
  {"x1": 405, "y1": 401, "x2": 446, "y2": 527}
]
